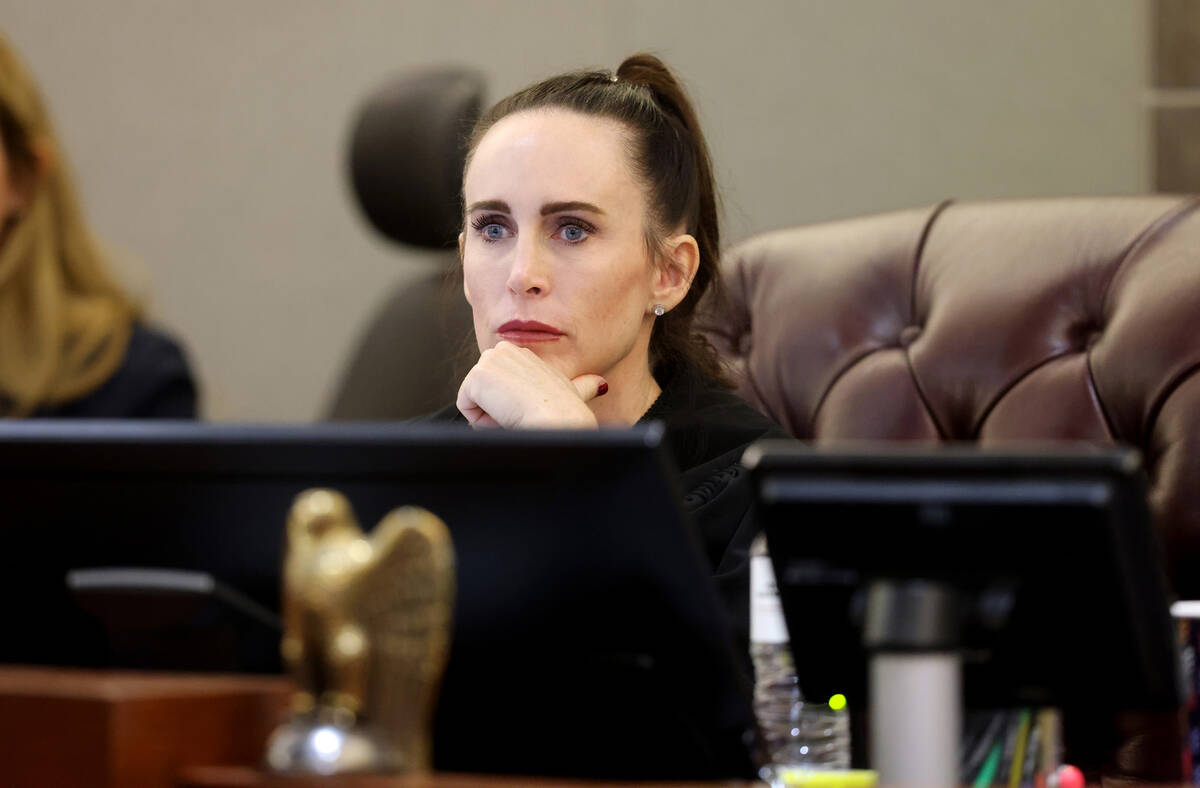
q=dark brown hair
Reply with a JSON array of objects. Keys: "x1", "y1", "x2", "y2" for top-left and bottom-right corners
[{"x1": 463, "y1": 53, "x2": 728, "y2": 386}]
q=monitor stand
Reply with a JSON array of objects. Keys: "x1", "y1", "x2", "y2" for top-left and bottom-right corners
[{"x1": 865, "y1": 580, "x2": 965, "y2": 788}]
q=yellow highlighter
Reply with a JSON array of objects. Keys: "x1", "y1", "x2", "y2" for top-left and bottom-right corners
[{"x1": 774, "y1": 768, "x2": 879, "y2": 788}]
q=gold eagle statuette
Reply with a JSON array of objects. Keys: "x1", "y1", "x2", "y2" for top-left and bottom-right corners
[{"x1": 265, "y1": 489, "x2": 454, "y2": 775}]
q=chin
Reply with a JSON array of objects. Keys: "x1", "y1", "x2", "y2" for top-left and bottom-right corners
[{"x1": 535, "y1": 349, "x2": 582, "y2": 378}]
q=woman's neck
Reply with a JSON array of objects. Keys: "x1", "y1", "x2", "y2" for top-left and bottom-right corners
[{"x1": 588, "y1": 351, "x2": 661, "y2": 426}]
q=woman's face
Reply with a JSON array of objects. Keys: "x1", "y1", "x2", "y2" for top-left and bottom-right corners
[{"x1": 461, "y1": 108, "x2": 660, "y2": 382}]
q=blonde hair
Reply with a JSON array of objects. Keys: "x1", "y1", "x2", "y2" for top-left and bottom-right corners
[{"x1": 0, "y1": 30, "x2": 135, "y2": 416}]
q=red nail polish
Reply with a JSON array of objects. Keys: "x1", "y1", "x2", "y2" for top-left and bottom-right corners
[{"x1": 597, "y1": 382, "x2": 609, "y2": 396}]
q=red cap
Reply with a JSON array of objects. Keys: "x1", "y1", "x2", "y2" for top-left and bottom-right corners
[{"x1": 1057, "y1": 764, "x2": 1085, "y2": 788}]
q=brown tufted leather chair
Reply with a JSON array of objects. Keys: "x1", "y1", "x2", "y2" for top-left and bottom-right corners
[{"x1": 704, "y1": 195, "x2": 1200, "y2": 780}]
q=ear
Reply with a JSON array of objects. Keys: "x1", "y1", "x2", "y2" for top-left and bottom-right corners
[
  {"x1": 651, "y1": 233, "x2": 700, "y2": 311},
  {"x1": 30, "y1": 138, "x2": 55, "y2": 178},
  {"x1": 6, "y1": 136, "x2": 56, "y2": 218},
  {"x1": 5, "y1": 139, "x2": 51, "y2": 214}
]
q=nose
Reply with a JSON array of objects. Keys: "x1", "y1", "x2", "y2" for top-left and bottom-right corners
[{"x1": 506, "y1": 235, "x2": 550, "y2": 297}]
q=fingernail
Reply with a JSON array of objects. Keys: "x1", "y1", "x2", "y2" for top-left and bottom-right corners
[{"x1": 597, "y1": 382, "x2": 609, "y2": 396}]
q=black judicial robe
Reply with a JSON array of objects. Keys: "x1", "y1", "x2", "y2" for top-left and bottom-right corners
[{"x1": 429, "y1": 362, "x2": 791, "y2": 666}]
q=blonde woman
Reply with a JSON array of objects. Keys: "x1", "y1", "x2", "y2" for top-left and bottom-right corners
[{"x1": 0, "y1": 31, "x2": 194, "y2": 418}]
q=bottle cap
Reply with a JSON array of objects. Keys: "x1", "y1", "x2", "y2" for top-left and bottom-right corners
[{"x1": 1056, "y1": 764, "x2": 1084, "y2": 788}]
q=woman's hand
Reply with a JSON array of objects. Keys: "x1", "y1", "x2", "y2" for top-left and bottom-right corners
[{"x1": 456, "y1": 341, "x2": 607, "y2": 429}]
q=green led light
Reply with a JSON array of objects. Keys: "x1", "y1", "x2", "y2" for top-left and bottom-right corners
[{"x1": 828, "y1": 693, "x2": 847, "y2": 711}]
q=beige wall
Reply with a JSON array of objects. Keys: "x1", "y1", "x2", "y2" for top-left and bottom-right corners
[{"x1": 1, "y1": 1, "x2": 1149, "y2": 420}]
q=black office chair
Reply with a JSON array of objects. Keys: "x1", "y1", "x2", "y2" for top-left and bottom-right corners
[{"x1": 325, "y1": 67, "x2": 484, "y2": 420}]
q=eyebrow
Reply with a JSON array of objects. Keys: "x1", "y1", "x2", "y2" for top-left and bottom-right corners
[
  {"x1": 465, "y1": 199, "x2": 510, "y2": 214},
  {"x1": 465, "y1": 199, "x2": 606, "y2": 216},
  {"x1": 540, "y1": 201, "x2": 606, "y2": 216}
]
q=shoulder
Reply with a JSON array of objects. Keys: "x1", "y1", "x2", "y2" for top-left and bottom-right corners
[
  {"x1": 641, "y1": 365, "x2": 790, "y2": 563},
  {"x1": 91, "y1": 323, "x2": 198, "y2": 418},
  {"x1": 681, "y1": 384, "x2": 789, "y2": 459},
  {"x1": 642, "y1": 365, "x2": 789, "y2": 473},
  {"x1": 122, "y1": 324, "x2": 191, "y2": 375},
  {"x1": 40, "y1": 324, "x2": 198, "y2": 419}
]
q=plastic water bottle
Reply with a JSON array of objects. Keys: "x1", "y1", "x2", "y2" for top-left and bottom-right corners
[{"x1": 750, "y1": 533, "x2": 852, "y2": 784}]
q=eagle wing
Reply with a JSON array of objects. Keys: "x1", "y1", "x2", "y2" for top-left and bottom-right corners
[{"x1": 342, "y1": 505, "x2": 455, "y2": 767}]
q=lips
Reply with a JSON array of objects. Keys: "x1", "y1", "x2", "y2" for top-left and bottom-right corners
[{"x1": 497, "y1": 319, "x2": 566, "y2": 343}]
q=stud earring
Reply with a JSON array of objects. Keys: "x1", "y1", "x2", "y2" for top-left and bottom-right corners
[{"x1": 652, "y1": 303, "x2": 666, "y2": 317}]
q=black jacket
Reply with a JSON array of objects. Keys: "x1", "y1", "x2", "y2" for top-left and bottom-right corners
[
  {"x1": 32, "y1": 324, "x2": 197, "y2": 419},
  {"x1": 636, "y1": 365, "x2": 791, "y2": 661}
]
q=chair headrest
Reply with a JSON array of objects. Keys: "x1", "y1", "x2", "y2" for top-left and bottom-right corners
[{"x1": 347, "y1": 67, "x2": 485, "y2": 250}]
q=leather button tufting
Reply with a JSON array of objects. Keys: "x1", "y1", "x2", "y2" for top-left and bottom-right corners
[{"x1": 898, "y1": 325, "x2": 922, "y2": 347}]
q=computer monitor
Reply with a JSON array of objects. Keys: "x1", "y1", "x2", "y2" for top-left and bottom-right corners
[
  {"x1": 0, "y1": 421, "x2": 755, "y2": 779},
  {"x1": 743, "y1": 442, "x2": 1181, "y2": 713}
]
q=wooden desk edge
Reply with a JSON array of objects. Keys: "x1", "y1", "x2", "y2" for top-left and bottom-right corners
[
  {"x1": 0, "y1": 666, "x2": 292, "y2": 701},
  {"x1": 176, "y1": 764, "x2": 764, "y2": 788}
]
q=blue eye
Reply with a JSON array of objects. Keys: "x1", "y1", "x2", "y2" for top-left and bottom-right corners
[
  {"x1": 470, "y1": 214, "x2": 511, "y2": 242},
  {"x1": 556, "y1": 223, "x2": 593, "y2": 243}
]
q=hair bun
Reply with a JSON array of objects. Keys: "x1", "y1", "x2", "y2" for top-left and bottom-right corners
[
  {"x1": 615, "y1": 53, "x2": 670, "y2": 81},
  {"x1": 616, "y1": 54, "x2": 691, "y2": 124},
  {"x1": 615, "y1": 54, "x2": 677, "y2": 98}
]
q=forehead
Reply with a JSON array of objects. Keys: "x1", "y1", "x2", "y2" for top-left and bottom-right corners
[{"x1": 464, "y1": 108, "x2": 642, "y2": 210}]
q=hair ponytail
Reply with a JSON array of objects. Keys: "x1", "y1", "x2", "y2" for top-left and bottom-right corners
[{"x1": 465, "y1": 53, "x2": 730, "y2": 386}]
